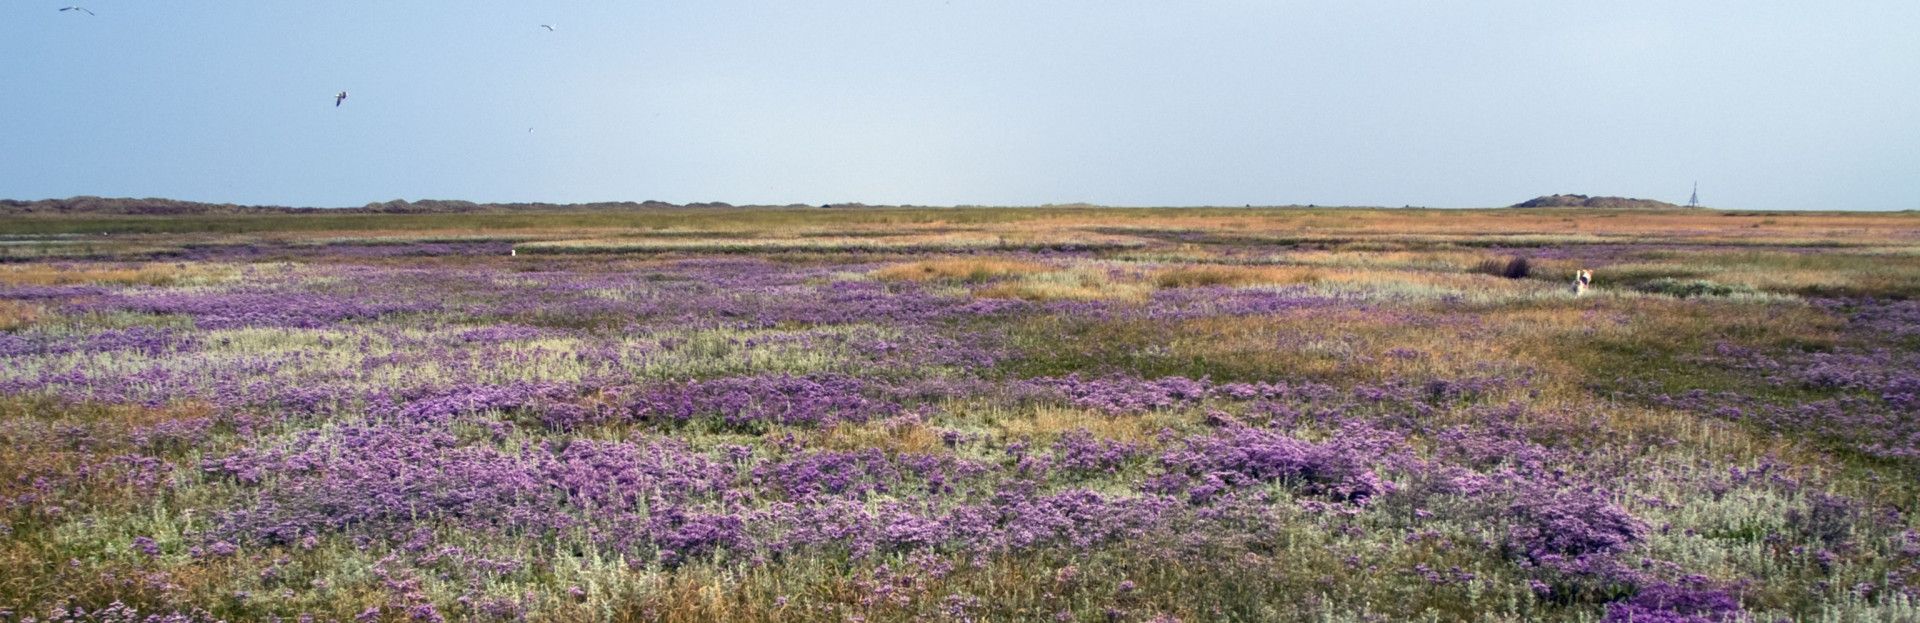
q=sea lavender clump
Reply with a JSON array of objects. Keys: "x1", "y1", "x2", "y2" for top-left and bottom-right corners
[
  {"x1": 1158, "y1": 425, "x2": 1393, "y2": 504},
  {"x1": 1503, "y1": 485, "x2": 1647, "y2": 561},
  {"x1": 1601, "y1": 583, "x2": 1747, "y2": 623},
  {"x1": 1051, "y1": 431, "x2": 1139, "y2": 476}
]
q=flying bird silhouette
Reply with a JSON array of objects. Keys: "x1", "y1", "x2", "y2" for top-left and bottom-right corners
[
  {"x1": 335, "y1": 91, "x2": 348, "y2": 107},
  {"x1": 59, "y1": 6, "x2": 95, "y2": 15},
  {"x1": 540, "y1": 24, "x2": 555, "y2": 31}
]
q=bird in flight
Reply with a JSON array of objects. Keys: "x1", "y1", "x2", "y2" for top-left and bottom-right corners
[
  {"x1": 59, "y1": 6, "x2": 95, "y2": 15},
  {"x1": 540, "y1": 24, "x2": 556, "y2": 32},
  {"x1": 335, "y1": 91, "x2": 349, "y2": 107}
]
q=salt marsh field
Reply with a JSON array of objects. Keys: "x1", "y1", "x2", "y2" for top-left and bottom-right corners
[{"x1": 3, "y1": 207, "x2": 1920, "y2": 622}]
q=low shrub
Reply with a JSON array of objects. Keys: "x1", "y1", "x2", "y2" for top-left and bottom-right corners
[{"x1": 1473, "y1": 256, "x2": 1532, "y2": 279}]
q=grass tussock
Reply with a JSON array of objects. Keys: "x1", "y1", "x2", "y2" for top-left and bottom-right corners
[
  {"x1": 870, "y1": 258, "x2": 1052, "y2": 283},
  {"x1": 1152, "y1": 265, "x2": 1324, "y2": 288}
]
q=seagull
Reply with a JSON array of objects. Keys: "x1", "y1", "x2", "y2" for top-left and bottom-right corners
[
  {"x1": 335, "y1": 91, "x2": 348, "y2": 107},
  {"x1": 540, "y1": 24, "x2": 555, "y2": 31},
  {"x1": 59, "y1": 6, "x2": 95, "y2": 15}
]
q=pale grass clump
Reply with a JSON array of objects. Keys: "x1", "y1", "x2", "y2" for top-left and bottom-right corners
[
  {"x1": 618, "y1": 325, "x2": 934, "y2": 379},
  {"x1": 1293, "y1": 272, "x2": 1563, "y2": 305},
  {"x1": 1635, "y1": 487, "x2": 1800, "y2": 578},
  {"x1": 870, "y1": 258, "x2": 1052, "y2": 283},
  {"x1": 202, "y1": 327, "x2": 380, "y2": 353},
  {"x1": 976, "y1": 268, "x2": 1151, "y2": 302},
  {"x1": 0, "y1": 325, "x2": 935, "y2": 412}
]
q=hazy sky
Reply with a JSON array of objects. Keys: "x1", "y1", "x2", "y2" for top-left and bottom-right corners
[{"x1": 3, "y1": 2, "x2": 1916, "y2": 210}]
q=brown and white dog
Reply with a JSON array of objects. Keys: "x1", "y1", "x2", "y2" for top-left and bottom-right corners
[{"x1": 1572, "y1": 269, "x2": 1592, "y2": 295}]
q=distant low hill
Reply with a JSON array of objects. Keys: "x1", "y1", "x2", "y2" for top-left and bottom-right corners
[
  {"x1": 0, "y1": 196, "x2": 784, "y2": 216},
  {"x1": 4, "y1": 195, "x2": 1710, "y2": 215},
  {"x1": 1511, "y1": 194, "x2": 1686, "y2": 209}
]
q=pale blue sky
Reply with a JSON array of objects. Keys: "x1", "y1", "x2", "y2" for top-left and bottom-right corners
[{"x1": 3, "y1": 2, "x2": 1916, "y2": 210}]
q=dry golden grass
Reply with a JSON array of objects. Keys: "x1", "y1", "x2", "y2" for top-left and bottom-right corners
[
  {"x1": 0, "y1": 262, "x2": 233, "y2": 287},
  {"x1": 975, "y1": 282, "x2": 1105, "y2": 301},
  {"x1": 870, "y1": 258, "x2": 1052, "y2": 283},
  {"x1": 993, "y1": 405, "x2": 1163, "y2": 445},
  {"x1": 815, "y1": 419, "x2": 944, "y2": 454},
  {"x1": 1153, "y1": 264, "x2": 1324, "y2": 288},
  {"x1": 0, "y1": 300, "x2": 41, "y2": 331}
]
